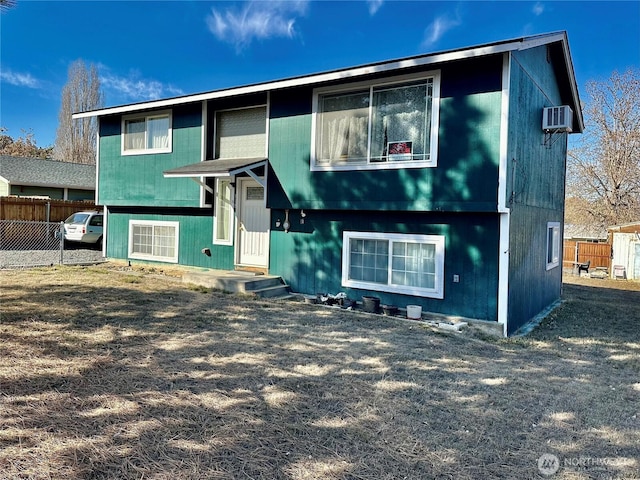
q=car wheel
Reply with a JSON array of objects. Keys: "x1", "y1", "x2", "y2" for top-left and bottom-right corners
[{"x1": 96, "y1": 236, "x2": 103, "y2": 251}]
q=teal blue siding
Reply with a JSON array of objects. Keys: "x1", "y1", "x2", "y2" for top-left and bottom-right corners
[
  {"x1": 106, "y1": 208, "x2": 234, "y2": 270},
  {"x1": 99, "y1": 104, "x2": 202, "y2": 207},
  {"x1": 505, "y1": 47, "x2": 567, "y2": 334},
  {"x1": 269, "y1": 210, "x2": 499, "y2": 322},
  {"x1": 268, "y1": 56, "x2": 503, "y2": 213}
]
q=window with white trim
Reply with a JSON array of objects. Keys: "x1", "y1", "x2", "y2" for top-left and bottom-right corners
[
  {"x1": 122, "y1": 111, "x2": 172, "y2": 155},
  {"x1": 215, "y1": 106, "x2": 267, "y2": 159},
  {"x1": 312, "y1": 72, "x2": 440, "y2": 170},
  {"x1": 546, "y1": 222, "x2": 560, "y2": 270},
  {"x1": 213, "y1": 178, "x2": 234, "y2": 245},
  {"x1": 128, "y1": 220, "x2": 179, "y2": 263},
  {"x1": 342, "y1": 231, "x2": 445, "y2": 298}
]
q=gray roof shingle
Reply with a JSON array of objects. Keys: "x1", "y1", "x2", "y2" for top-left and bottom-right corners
[{"x1": 0, "y1": 155, "x2": 95, "y2": 190}]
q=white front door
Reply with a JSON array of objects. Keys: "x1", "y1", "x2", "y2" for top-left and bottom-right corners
[{"x1": 237, "y1": 178, "x2": 270, "y2": 267}]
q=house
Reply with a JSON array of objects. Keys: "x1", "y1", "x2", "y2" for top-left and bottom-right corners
[
  {"x1": 73, "y1": 32, "x2": 583, "y2": 336},
  {"x1": 0, "y1": 155, "x2": 95, "y2": 200},
  {"x1": 563, "y1": 224, "x2": 608, "y2": 243}
]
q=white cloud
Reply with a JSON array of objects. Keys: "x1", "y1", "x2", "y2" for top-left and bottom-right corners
[
  {"x1": 206, "y1": 0, "x2": 309, "y2": 51},
  {"x1": 533, "y1": 2, "x2": 545, "y2": 16},
  {"x1": 0, "y1": 67, "x2": 39, "y2": 88},
  {"x1": 100, "y1": 71, "x2": 184, "y2": 102},
  {"x1": 421, "y1": 10, "x2": 462, "y2": 49},
  {"x1": 368, "y1": 0, "x2": 384, "y2": 16}
]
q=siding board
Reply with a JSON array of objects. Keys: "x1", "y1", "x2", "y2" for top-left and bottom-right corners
[
  {"x1": 106, "y1": 208, "x2": 234, "y2": 269},
  {"x1": 269, "y1": 210, "x2": 499, "y2": 322},
  {"x1": 505, "y1": 46, "x2": 567, "y2": 334}
]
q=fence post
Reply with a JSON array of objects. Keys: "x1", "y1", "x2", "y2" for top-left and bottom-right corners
[{"x1": 59, "y1": 221, "x2": 64, "y2": 265}]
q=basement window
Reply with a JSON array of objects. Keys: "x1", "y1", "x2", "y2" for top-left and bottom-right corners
[
  {"x1": 342, "y1": 231, "x2": 445, "y2": 298},
  {"x1": 128, "y1": 220, "x2": 179, "y2": 263}
]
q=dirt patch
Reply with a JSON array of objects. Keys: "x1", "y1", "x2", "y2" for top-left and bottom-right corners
[{"x1": 1, "y1": 265, "x2": 638, "y2": 479}]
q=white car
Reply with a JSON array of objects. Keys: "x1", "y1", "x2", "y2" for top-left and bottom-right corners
[{"x1": 63, "y1": 211, "x2": 103, "y2": 249}]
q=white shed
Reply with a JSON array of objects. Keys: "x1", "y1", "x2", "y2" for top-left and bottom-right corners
[{"x1": 611, "y1": 232, "x2": 640, "y2": 280}]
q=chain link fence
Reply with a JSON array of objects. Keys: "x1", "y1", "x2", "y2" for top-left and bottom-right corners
[{"x1": 0, "y1": 220, "x2": 105, "y2": 268}]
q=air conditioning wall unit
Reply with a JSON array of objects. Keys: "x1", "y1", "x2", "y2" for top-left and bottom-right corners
[{"x1": 542, "y1": 106, "x2": 573, "y2": 132}]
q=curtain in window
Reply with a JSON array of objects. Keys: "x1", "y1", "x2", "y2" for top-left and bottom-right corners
[
  {"x1": 147, "y1": 116, "x2": 170, "y2": 149},
  {"x1": 319, "y1": 91, "x2": 369, "y2": 163},
  {"x1": 392, "y1": 241, "x2": 436, "y2": 289},
  {"x1": 153, "y1": 225, "x2": 176, "y2": 258},
  {"x1": 125, "y1": 119, "x2": 146, "y2": 150}
]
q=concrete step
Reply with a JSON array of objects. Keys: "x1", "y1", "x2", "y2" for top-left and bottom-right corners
[
  {"x1": 249, "y1": 284, "x2": 293, "y2": 299},
  {"x1": 183, "y1": 270, "x2": 291, "y2": 298}
]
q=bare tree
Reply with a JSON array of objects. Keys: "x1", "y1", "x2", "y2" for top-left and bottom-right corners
[
  {"x1": 566, "y1": 69, "x2": 640, "y2": 228},
  {"x1": 55, "y1": 60, "x2": 103, "y2": 164}
]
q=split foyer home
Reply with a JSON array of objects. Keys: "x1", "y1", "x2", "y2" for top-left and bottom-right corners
[{"x1": 73, "y1": 32, "x2": 583, "y2": 336}]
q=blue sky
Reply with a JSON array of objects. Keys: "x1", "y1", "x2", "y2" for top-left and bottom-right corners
[{"x1": 1, "y1": 0, "x2": 639, "y2": 148}]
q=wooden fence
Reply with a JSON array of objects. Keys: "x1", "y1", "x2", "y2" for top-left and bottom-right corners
[
  {"x1": 563, "y1": 240, "x2": 612, "y2": 271},
  {"x1": 0, "y1": 196, "x2": 98, "y2": 222}
]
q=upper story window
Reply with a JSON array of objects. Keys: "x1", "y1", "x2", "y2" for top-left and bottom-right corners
[
  {"x1": 312, "y1": 71, "x2": 440, "y2": 171},
  {"x1": 215, "y1": 106, "x2": 267, "y2": 159},
  {"x1": 122, "y1": 111, "x2": 172, "y2": 155}
]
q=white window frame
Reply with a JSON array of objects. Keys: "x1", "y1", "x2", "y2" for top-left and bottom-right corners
[
  {"x1": 213, "y1": 177, "x2": 235, "y2": 246},
  {"x1": 128, "y1": 219, "x2": 179, "y2": 263},
  {"x1": 546, "y1": 222, "x2": 561, "y2": 270},
  {"x1": 342, "y1": 231, "x2": 445, "y2": 299},
  {"x1": 311, "y1": 71, "x2": 441, "y2": 172},
  {"x1": 121, "y1": 110, "x2": 172, "y2": 155}
]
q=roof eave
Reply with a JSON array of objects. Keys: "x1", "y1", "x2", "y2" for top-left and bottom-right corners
[{"x1": 73, "y1": 32, "x2": 573, "y2": 120}]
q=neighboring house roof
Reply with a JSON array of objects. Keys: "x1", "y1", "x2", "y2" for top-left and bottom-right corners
[
  {"x1": 0, "y1": 155, "x2": 95, "y2": 190},
  {"x1": 564, "y1": 224, "x2": 608, "y2": 241},
  {"x1": 73, "y1": 31, "x2": 583, "y2": 134},
  {"x1": 608, "y1": 221, "x2": 640, "y2": 233}
]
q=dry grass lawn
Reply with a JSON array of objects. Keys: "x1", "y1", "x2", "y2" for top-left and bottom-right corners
[{"x1": 0, "y1": 264, "x2": 639, "y2": 479}]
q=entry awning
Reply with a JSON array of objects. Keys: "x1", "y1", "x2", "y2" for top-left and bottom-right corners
[{"x1": 163, "y1": 157, "x2": 267, "y2": 179}]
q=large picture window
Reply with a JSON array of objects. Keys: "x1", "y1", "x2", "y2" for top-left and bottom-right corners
[
  {"x1": 546, "y1": 222, "x2": 560, "y2": 270},
  {"x1": 128, "y1": 220, "x2": 179, "y2": 263},
  {"x1": 312, "y1": 72, "x2": 440, "y2": 170},
  {"x1": 122, "y1": 111, "x2": 172, "y2": 155},
  {"x1": 342, "y1": 231, "x2": 445, "y2": 298}
]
